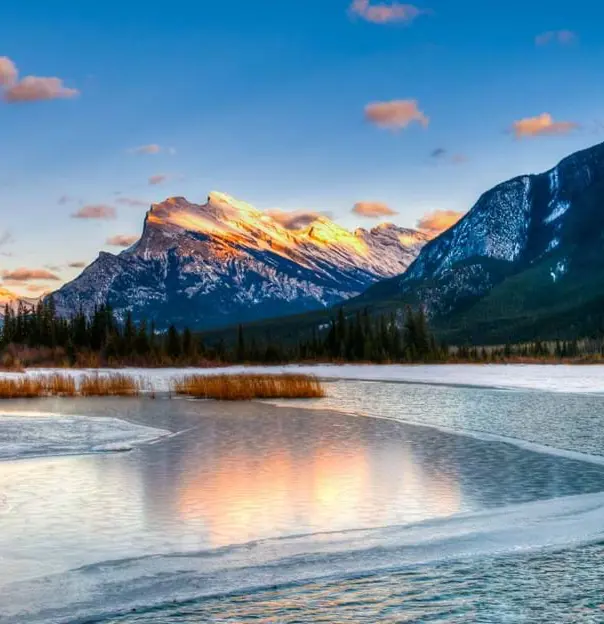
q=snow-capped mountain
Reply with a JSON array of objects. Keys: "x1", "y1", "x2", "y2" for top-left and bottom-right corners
[
  {"x1": 359, "y1": 140, "x2": 604, "y2": 342},
  {"x1": 51, "y1": 192, "x2": 428, "y2": 329},
  {"x1": 0, "y1": 288, "x2": 37, "y2": 314}
]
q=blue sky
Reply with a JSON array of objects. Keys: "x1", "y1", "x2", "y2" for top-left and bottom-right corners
[{"x1": 1, "y1": 0, "x2": 603, "y2": 295}]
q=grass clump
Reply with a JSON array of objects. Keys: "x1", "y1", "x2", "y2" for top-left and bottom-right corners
[
  {"x1": 0, "y1": 377, "x2": 45, "y2": 399},
  {"x1": 78, "y1": 374, "x2": 141, "y2": 397},
  {"x1": 173, "y1": 373, "x2": 325, "y2": 401}
]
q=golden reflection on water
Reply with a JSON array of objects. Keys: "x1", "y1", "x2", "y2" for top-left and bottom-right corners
[{"x1": 178, "y1": 427, "x2": 462, "y2": 547}]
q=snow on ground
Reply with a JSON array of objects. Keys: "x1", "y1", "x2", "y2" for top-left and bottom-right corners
[
  {"x1": 0, "y1": 413, "x2": 169, "y2": 461},
  {"x1": 3, "y1": 363, "x2": 604, "y2": 394}
]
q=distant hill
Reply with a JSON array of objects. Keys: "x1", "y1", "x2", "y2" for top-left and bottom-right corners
[{"x1": 50, "y1": 192, "x2": 427, "y2": 329}]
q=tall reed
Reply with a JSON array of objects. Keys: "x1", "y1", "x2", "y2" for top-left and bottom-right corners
[
  {"x1": 173, "y1": 374, "x2": 325, "y2": 400},
  {"x1": 78, "y1": 374, "x2": 141, "y2": 397}
]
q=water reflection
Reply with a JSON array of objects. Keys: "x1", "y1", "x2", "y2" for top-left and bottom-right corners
[{"x1": 2, "y1": 393, "x2": 604, "y2": 589}]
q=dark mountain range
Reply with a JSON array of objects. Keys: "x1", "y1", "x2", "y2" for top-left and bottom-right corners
[{"x1": 357, "y1": 140, "x2": 604, "y2": 343}]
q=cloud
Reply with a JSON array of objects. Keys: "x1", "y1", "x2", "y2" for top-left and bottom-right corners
[
  {"x1": 266, "y1": 209, "x2": 328, "y2": 230},
  {"x1": 44, "y1": 264, "x2": 62, "y2": 272},
  {"x1": 116, "y1": 197, "x2": 149, "y2": 207},
  {"x1": 58, "y1": 194, "x2": 74, "y2": 205},
  {"x1": 365, "y1": 99, "x2": 429, "y2": 130},
  {"x1": 0, "y1": 57, "x2": 18, "y2": 87},
  {"x1": 512, "y1": 113, "x2": 578, "y2": 138},
  {"x1": 349, "y1": 0, "x2": 426, "y2": 24},
  {"x1": 0, "y1": 231, "x2": 13, "y2": 246},
  {"x1": 71, "y1": 204, "x2": 117, "y2": 219},
  {"x1": 430, "y1": 148, "x2": 468, "y2": 164},
  {"x1": 2, "y1": 268, "x2": 61, "y2": 282},
  {"x1": 149, "y1": 174, "x2": 168, "y2": 185},
  {"x1": 417, "y1": 210, "x2": 464, "y2": 238},
  {"x1": 106, "y1": 234, "x2": 139, "y2": 247},
  {"x1": 536, "y1": 30, "x2": 577, "y2": 46},
  {"x1": 4, "y1": 76, "x2": 79, "y2": 103},
  {"x1": 130, "y1": 144, "x2": 161, "y2": 155},
  {"x1": 25, "y1": 284, "x2": 47, "y2": 294},
  {"x1": 353, "y1": 202, "x2": 399, "y2": 218},
  {"x1": 68, "y1": 261, "x2": 87, "y2": 269}
]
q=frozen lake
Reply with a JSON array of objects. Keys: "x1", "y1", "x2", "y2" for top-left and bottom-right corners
[{"x1": 1, "y1": 366, "x2": 604, "y2": 622}]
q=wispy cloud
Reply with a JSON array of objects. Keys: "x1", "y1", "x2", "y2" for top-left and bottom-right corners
[
  {"x1": 365, "y1": 99, "x2": 429, "y2": 131},
  {"x1": 0, "y1": 57, "x2": 18, "y2": 87},
  {"x1": 148, "y1": 174, "x2": 168, "y2": 185},
  {"x1": 116, "y1": 197, "x2": 149, "y2": 208},
  {"x1": 353, "y1": 202, "x2": 398, "y2": 218},
  {"x1": 2, "y1": 268, "x2": 61, "y2": 282},
  {"x1": 417, "y1": 210, "x2": 464, "y2": 238},
  {"x1": 266, "y1": 209, "x2": 329, "y2": 230},
  {"x1": 106, "y1": 234, "x2": 139, "y2": 247},
  {"x1": 512, "y1": 113, "x2": 578, "y2": 138},
  {"x1": 68, "y1": 261, "x2": 87, "y2": 269},
  {"x1": 349, "y1": 0, "x2": 427, "y2": 24},
  {"x1": 0, "y1": 231, "x2": 14, "y2": 246},
  {"x1": 536, "y1": 30, "x2": 577, "y2": 46},
  {"x1": 430, "y1": 148, "x2": 468, "y2": 164},
  {"x1": 71, "y1": 204, "x2": 117, "y2": 220},
  {"x1": 130, "y1": 144, "x2": 161, "y2": 155}
]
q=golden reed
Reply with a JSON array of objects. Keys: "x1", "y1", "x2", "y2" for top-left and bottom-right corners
[
  {"x1": 0, "y1": 373, "x2": 140, "y2": 399},
  {"x1": 173, "y1": 374, "x2": 325, "y2": 400}
]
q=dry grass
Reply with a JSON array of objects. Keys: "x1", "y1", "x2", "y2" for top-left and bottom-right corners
[
  {"x1": 78, "y1": 374, "x2": 141, "y2": 397},
  {"x1": 173, "y1": 374, "x2": 326, "y2": 401},
  {"x1": 0, "y1": 373, "x2": 140, "y2": 399}
]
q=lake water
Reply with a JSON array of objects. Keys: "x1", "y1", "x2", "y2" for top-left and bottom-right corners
[{"x1": 1, "y1": 371, "x2": 604, "y2": 622}]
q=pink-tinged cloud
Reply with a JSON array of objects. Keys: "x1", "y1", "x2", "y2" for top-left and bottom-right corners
[
  {"x1": 116, "y1": 197, "x2": 149, "y2": 207},
  {"x1": 4, "y1": 76, "x2": 79, "y2": 103},
  {"x1": 353, "y1": 202, "x2": 399, "y2": 218},
  {"x1": 417, "y1": 210, "x2": 465, "y2": 238},
  {"x1": 2, "y1": 268, "x2": 61, "y2": 282},
  {"x1": 267, "y1": 209, "x2": 328, "y2": 230},
  {"x1": 536, "y1": 30, "x2": 577, "y2": 46},
  {"x1": 25, "y1": 284, "x2": 47, "y2": 294},
  {"x1": 512, "y1": 113, "x2": 578, "y2": 138},
  {"x1": 0, "y1": 57, "x2": 18, "y2": 87},
  {"x1": 131, "y1": 144, "x2": 161, "y2": 155},
  {"x1": 350, "y1": 0, "x2": 425, "y2": 24},
  {"x1": 71, "y1": 204, "x2": 117, "y2": 220},
  {"x1": 68, "y1": 261, "x2": 87, "y2": 269},
  {"x1": 149, "y1": 174, "x2": 168, "y2": 185},
  {"x1": 365, "y1": 99, "x2": 429, "y2": 130},
  {"x1": 106, "y1": 234, "x2": 139, "y2": 247}
]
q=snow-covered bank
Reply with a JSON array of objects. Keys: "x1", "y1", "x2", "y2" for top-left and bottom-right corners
[
  {"x1": 0, "y1": 413, "x2": 169, "y2": 461},
  {"x1": 6, "y1": 363, "x2": 604, "y2": 394}
]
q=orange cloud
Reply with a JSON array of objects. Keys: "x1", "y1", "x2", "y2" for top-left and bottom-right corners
[
  {"x1": 2, "y1": 268, "x2": 61, "y2": 282},
  {"x1": 350, "y1": 0, "x2": 425, "y2": 24},
  {"x1": 266, "y1": 209, "x2": 327, "y2": 230},
  {"x1": 131, "y1": 144, "x2": 161, "y2": 155},
  {"x1": 116, "y1": 197, "x2": 149, "y2": 207},
  {"x1": 365, "y1": 99, "x2": 429, "y2": 130},
  {"x1": 4, "y1": 76, "x2": 79, "y2": 103},
  {"x1": 512, "y1": 113, "x2": 578, "y2": 138},
  {"x1": 71, "y1": 204, "x2": 117, "y2": 220},
  {"x1": 106, "y1": 234, "x2": 139, "y2": 247},
  {"x1": 417, "y1": 210, "x2": 464, "y2": 238},
  {"x1": 0, "y1": 57, "x2": 17, "y2": 86},
  {"x1": 353, "y1": 202, "x2": 398, "y2": 218},
  {"x1": 149, "y1": 174, "x2": 168, "y2": 185},
  {"x1": 25, "y1": 284, "x2": 47, "y2": 294},
  {"x1": 536, "y1": 30, "x2": 577, "y2": 46},
  {"x1": 68, "y1": 261, "x2": 87, "y2": 269}
]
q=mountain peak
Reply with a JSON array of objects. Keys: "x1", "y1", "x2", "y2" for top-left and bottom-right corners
[{"x1": 51, "y1": 190, "x2": 428, "y2": 329}]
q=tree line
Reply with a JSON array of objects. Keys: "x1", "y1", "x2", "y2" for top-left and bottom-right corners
[
  {"x1": 3, "y1": 298, "x2": 602, "y2": 368},
  {"x1": 0, "y1": 299, "x2": 443, "y2": 367}
]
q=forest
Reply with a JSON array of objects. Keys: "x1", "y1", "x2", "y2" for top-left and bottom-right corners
[{"x1": 0, "y1": 298, "x2": 600, "y2": 369}]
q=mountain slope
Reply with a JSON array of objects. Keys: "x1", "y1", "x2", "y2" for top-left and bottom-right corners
[
  {"x1": 358, "y1": 140, "x2": 604, "y2": 342},
  {"x1": 51, "y1": 192, "x2": 428, "y2": 329}
]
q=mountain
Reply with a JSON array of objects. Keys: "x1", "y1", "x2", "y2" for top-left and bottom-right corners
[
  {"x1": 357, "y1": 140, "x2": 604, "y2": 343},
  {"x1": 51, "y1": 192, "x2": 428, "y2": 329},
  {"x1": 0, "y1": 288, "x2": 37, "y2": 314}
]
